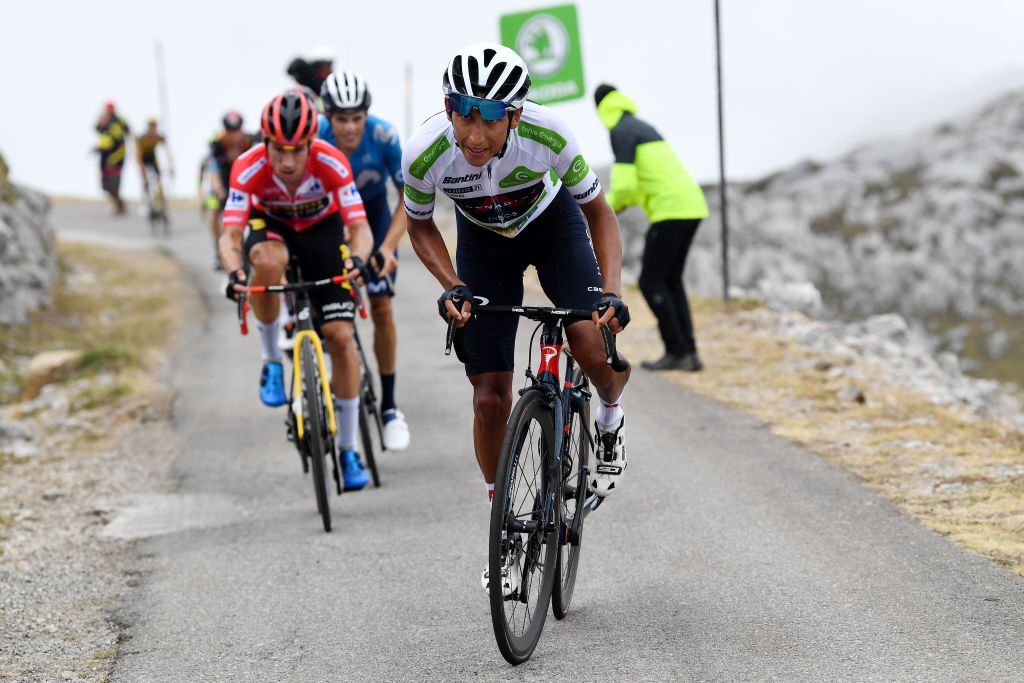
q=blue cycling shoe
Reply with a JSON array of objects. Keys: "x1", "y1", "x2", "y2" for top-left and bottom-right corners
[
  {"x1": 340, "y1": 449, "x2": 369, "y2": 491},
  {"x1": 259, "y1": 361, "x2": 287, "y2": 407}
]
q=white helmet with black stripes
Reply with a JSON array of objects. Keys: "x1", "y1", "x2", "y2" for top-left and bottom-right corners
[
  {"x1": 442, "y1": 43, "x2": 531, "y2": 108},
  {"x1": 321, "y1": 70, "x2": 371, "y2": 112}
]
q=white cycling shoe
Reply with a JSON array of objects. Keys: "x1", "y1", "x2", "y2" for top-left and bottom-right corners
[
  {"x1": 382, "y1": 409, "x2": 410, "y2": 451},
  {"x1": 481, "y1": 538, "x2": 522, "y2": 598},
  {"x1": 590, "y1": 418, "x2": 626, "y2": 498}
]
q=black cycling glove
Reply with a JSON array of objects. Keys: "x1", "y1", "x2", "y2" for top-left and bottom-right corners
[
  {"x1": 593, "y1": 292, "x2": 630, "y2": 329},
  {"x1": 437, "y1": 284, "x2": 474, "y2": 321},
  {"x1": 346, "y1": 254, "x2": 366, "y2": 278},
  {"x1": 225, "y1": 269, "x2": 246, "y2": 302},
  {"x1": 368, "y1": 250, "x2": 386, "y2": 278}
]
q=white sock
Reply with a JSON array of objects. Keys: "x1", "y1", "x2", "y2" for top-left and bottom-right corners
[
  {"x1": 595, "y1": 391, "x2": 624, "y2": 432},
  {"x1": 333, "y1": 396, "x2": 360, "y2": 452},
  {"x1": 276, "y1": 295, "x2": 291, "y2": 326},
  {"x1": 486, "y1": 482, "x2": 495, "y2": 506},
  {"x1": 256, "y1": 319, "x2": 281, "y2": 362}
]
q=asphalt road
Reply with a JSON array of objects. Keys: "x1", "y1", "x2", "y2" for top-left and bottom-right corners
[{"x1": 54, "y1": 202, "x2": 1024, "y2": 681}]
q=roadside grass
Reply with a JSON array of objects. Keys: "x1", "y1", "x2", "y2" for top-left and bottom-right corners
[
  {"x1": 0, "y1": 242, "x2": 178, "y2": 403},
  {"x1": 618, "y1": 291, "x2": 1024, "y2": 576}
]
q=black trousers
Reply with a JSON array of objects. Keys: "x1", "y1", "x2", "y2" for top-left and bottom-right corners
[{"x1": 638, "y1": 218, "x2": 701, "y2": 357}]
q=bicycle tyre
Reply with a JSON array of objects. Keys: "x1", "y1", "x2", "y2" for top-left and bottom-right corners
[
  {"x1": 489, "y1": 390, "x2": 558, "y2": 665},
  {"x1": 358, "y1": 380, "x2": 381, "y2": 488},
  {"x1": 301, "y1": 336, "x2": 331, "y2": 532},
  {"x1": 552, "y1": 367, "x2": 590, "y2": 619}
]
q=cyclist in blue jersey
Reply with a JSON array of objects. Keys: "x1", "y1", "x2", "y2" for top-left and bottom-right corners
[{"x1": 319, "y1": 70, "x2": 410, "y2": 451}]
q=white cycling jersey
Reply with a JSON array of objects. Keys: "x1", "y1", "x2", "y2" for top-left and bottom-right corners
[{"x1": 401, "y1": 101, "x2": 601, "y2": 237}]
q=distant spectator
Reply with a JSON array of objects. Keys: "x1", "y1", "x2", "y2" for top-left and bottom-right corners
[
  {"x1": 95, "y1": 101, "x2": 131, "y2": 215},
  {"x1": 286, "y1": 45, "x2": 334, "y2": 94},
  {"x1": 594, "y1": 84, "x2": 708, "y2": 372}
]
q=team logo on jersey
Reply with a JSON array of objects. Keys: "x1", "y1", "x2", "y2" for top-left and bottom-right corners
[
  {"x1": 238, "y1": 158, "x2": 266, "y2": 184},
  {"x1": 340, "y1": 184, "x2": 363, "y2": 207},
  {"x1": 498, "y1": 166, "x2": 545, "y2": 188},
  {"x1": 227, "y1": 190, "x2": 249, "y2": 211},
  {"x1": 442, "y1": 171, "x2": 483, "y2": 184},
  {"x1": 356, "y1": 169, "x2": 383, "y2": 189},
  {"x1": 572, "y1": 178, "x2": 600, "y2": 201},
  {"x1": 561, "y1": 155, "x2": 590, "y2": 187},
  {"x1": 316, "y1": 152, "x2": 350, "y2": 178},
  {"x1": 446, "y1": 184, "x2": 482, "y2": 195},
  {"x1": 373, "y1": 124, "x2": 398, "y2": 145}
]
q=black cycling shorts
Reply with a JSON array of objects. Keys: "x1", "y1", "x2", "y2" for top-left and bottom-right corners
[
  {"x1": 242, "y1": 210, "x2": 356, "y2": 323},
  {"x1": 455, "y1": 185, "x2": 603, "y2": 376}
]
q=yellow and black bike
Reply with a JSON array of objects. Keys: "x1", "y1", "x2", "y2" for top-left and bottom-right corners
[{"x1": 237, "y1": 263, "x2": 365, "y2": 532}]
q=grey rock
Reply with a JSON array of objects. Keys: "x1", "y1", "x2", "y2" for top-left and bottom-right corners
[{"x1": 0, "y1": 170, "x2": 57, "y2": 325}]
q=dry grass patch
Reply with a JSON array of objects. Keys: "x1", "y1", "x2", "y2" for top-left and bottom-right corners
[{"x1": 617, "y1": 290, "x2": 1024, "y2": 575}]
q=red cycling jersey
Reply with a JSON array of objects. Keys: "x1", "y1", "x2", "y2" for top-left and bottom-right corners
[{"x1": 223, "y1": 139, "x2": 367, "y2": 232}]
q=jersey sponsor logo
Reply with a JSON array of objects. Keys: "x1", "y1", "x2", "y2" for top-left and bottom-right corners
[
  {"x1": 445, "y1": 184, "x2": 482, "y2": 195},
  {"x1": 266, "y1": 196, "x2": 331, "y2": 220},
  {"x1": 316, "y1": 152, "x2": 350, "y2": 178},
  {"x1": 517, "y1": 121, "x2": 567, "y2": 154},
  {"x1": 450, "y1": 183, "x2": 545, "y2": 227},
  {"x1": 442, "y1": 171, "x2": 483, "y2": 184},
  {"x1": 573, "y1": 178, "x2": 600, "y2": 201},
  {"x1": 373, "y1": 123, "x2": 399, "y2": 145},
  {"x1": 322, "y1": 301, "x2": 356, "y2": 313},
  {"x1": 561, "y1": 155, "x2": 590, "y2": 187},
  {"x1": 226, "y1": 189, "x2": 249, "y2": 211},
  {"x1": 409, "y1": 135, "x2": 452, "y2": 179},
  {"x1": 498, "y1": 166, "x2": 545, "y2": 188},
  {"x1": 237, "y1": 157, "x2": 267, "y2": 184},
  {"x1": 339, "y1": 183, "x2": 363, "y2": 207},
  {"x1": 406, "y1": 205, "x2": 432, "y2": 217},
  {"x1": 247, "y1": 218, "x2": 267, "y2": 231},
  {"x1": 404, "y1": 185, "x2": 436, "y2": 205},
  {"x1": 355, "y1": 169, "x2": 383, "y2": 189}
]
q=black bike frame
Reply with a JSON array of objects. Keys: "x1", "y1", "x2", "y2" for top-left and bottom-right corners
[{"x1": 445, "y1": 304, "x2": 626, "y2": 540}]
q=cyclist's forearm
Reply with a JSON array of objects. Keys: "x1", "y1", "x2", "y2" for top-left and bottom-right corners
[
  {"x1": 582, "y1": 193, "x2": 624, "y2": 295},
  {"x1": 407, "y1": 216, "x2": 461, "y2": 289},
  {"x1": 380, "y1": 199, "x2": 407, "y2": 253},
  {"x1": 218, "y1": 225, "x2": 245, "y2": 272},
  {"x1": 347, "y1": 218, "x2": 374, "y2": 261}
]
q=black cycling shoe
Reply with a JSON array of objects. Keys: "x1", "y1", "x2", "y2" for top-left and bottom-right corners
[{"x1": 640, "y1": 353, "x2": 703, "y2": 372}]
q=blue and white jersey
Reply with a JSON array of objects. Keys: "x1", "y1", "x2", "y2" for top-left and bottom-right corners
[{"x1": 318, "y1": 114, "x2": 404, "y2": 202}]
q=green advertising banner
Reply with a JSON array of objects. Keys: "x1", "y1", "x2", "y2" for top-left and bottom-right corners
[{"x1": 500, "y1": 4, "x2": 584, "y2": 105}]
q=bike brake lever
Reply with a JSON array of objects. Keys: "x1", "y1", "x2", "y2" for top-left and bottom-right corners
[
  {"x1": 444, "y1": 318, "x2": 456, "y2": 356},
  {"x1": 238, "y1": 292, "x2": 250, "y2": 336}
]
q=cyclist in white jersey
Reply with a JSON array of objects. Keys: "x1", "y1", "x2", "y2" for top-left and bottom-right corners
[{"x1": 403, "y1": 43, "x2": 632, "y2": 596}]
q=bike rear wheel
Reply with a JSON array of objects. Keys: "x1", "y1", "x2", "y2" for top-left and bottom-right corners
[
  {"x1": 358, "y1": 384, "x2": 380, "y2": 488},
  {"x1": 489, "y1": 390, "x2": 558, "y2": 665},
  {"x1": 553, "y1": 367, "x2": 590, "y2": 619},
  {"x1": 301, "y1": 337, "x2": 331, "y2": 532}
]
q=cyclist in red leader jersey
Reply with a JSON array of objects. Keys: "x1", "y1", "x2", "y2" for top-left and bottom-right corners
[{"x1": 219, "y1": 90, "x2": 376, "y2": 490}]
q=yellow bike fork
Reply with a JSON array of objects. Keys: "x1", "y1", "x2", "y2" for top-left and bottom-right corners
[{"x1": 292, "y1": 330, "x2": 337, "y2": 440}]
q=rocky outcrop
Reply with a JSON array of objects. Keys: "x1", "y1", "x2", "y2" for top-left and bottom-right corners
[
  {"x1": 0, "y1": 152, "x2": 58, "y2": 324},
  {"x1": 625, "y1": 90, "x2": 1024, "y2": 381}
]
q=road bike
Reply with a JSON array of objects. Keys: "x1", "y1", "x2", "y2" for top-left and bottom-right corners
[
  {"x1": 444, "y1": 302, "x2": 628, "y2": 664},
  {"x1": 142, "y1": 164, "x2": 170, "y2": 237},
  {"x1": 238, "y1": 264, "x2": 365, "y2": 532}
]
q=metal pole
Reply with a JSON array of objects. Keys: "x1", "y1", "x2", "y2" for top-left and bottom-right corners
[
  {"x1": 155, "y1": 40, "x2": 173, "y2": 185},
  {"x1": 714, "y1": 0, "x2": 730, "y2": 302}
]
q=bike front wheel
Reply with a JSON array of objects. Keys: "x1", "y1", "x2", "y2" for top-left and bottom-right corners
[
  {"x1": 553, "y1": 367, "x2": 590, "y2": 619},
  {"x1": 489, "y1": 390, "x2": 558, "y2": 665},
  {"x1": 301, "y1": 336, "x2": 331, "y2": 532}
]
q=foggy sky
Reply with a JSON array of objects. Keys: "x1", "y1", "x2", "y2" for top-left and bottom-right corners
[{"x1": 3, "y1": 0, "x2": 1024, "y2": 200}]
